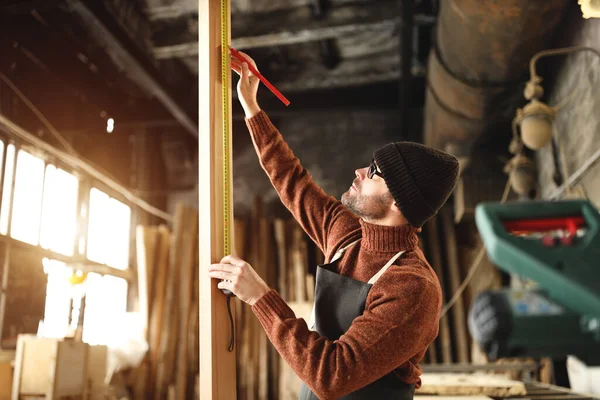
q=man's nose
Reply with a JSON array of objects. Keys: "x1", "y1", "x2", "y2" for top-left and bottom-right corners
[{"x1": 355, "y1": 167, "x2": 367, "y2": 180}]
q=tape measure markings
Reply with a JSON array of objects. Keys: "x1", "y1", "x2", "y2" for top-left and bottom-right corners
[{"x1": 221, "y1": 0, "x2": 231, "y2": 257}]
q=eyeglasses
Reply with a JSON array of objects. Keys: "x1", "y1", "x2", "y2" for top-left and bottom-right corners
[{"x1": 367, "y1": 159, "x2": 383, "y2": 179}]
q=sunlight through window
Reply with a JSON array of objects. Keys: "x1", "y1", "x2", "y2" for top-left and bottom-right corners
[
  {"x1": 0, "y1": 144, "x2": 15, "y2": 235},
  {"x1": 10, "y1": 150, "x2": 45, "y2": 245},
  {"x1": 82, "y1": 273, "x2": 127, "y2": 346},
  {"x1": 40, "y1": 165, "x2": 79, "y2": 256},
  {"x1": 39, "y1": 258, "x2": 72, "y2": 339},
  {"x1": 87, "y1": 188, "x2": 131, "y2": 270}
]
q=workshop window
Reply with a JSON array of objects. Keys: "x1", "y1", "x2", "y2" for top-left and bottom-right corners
[
  {"x1": 39, "y1": 165, "x2": 79, "y2": 256},
  {"x1": 87, "y1": 188, "x2": 131, "y2": 270},
  {"x1": 82, "y1": 272, "x2": 128, "y2": 346},
  {"x1": 40, "y1": 260, "x2": 128, "y2": 346},
  {"x1": 0, "y1": 143, "x2": 15, "y2": 235},
  {"x1": 10, "y1": 149, "x2": 45, "y2": 245},
  {"x1": 40, "y1": 259, "x2": 72, "y2": 339}
]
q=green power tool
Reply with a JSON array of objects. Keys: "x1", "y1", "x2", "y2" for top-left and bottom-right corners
[{"x1": 470, "y1": 200, "x2": 600, "y2": 365}]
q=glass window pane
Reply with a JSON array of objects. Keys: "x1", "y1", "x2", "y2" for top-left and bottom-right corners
[
  {"x1": 11, "y1": 150, "x2": 45, "y2": 245},
  {"x1": 0, "y1": 144, "x2": 15, "y2": 235},
  {"x1": 109, "y1": 198, "x2": 131, "y2": 270},
  {"x1": 87, "y1": 188, "x2": 109, "y2": 265},
  {"x1": 82, "y1": 273, "x2": 127, "y2": 346},
  {"x1": 39, "y1": 258, "x2": 72, "y2": 339},
  {"x1": 40, "y1": 165, "x2": 79, "y2": 256},
  {"x1": 87, "y1": 188, "x2": 131, "y2": 270},
  {"x1": 0, "y1": 141, "x2": 4, "y2": 196}
]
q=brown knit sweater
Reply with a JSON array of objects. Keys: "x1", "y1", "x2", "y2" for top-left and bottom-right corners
[{"x1": 247, "y1": 111, "x2": 442, "y2": 400}]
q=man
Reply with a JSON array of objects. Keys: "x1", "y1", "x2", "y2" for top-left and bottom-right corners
[{"x1": 208, "y1": 53, "x2": 459, "y2": 400}]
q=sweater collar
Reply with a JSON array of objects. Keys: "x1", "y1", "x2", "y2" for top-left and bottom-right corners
[{"x1": 359, "y1": 219, "x2": 420, "y2": 252}]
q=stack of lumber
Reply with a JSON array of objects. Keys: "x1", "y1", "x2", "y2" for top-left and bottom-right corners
[
  {"x1": 132, "y1": 203, "x2": 198, "y2": 400},
  {"x1": 234, "y1": 197, "x2": 320, "y2": 400},
  {"x1": 129, "y1": 197, "x2": 317, "y2": 400},
  {"x1": 422, "y1": 207, "x2": 502, "y2": 366},
  {"x1": 417, "y1": 373, "x2": 527, "y2": 397}
]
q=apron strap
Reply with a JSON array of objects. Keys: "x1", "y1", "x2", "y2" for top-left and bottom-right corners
[
  {"x1": 329, "y1": 238, "x2": 361, "y2": 263},
  {"x1": 367, "y1": 250, "x2": 405, "y2": 285}
]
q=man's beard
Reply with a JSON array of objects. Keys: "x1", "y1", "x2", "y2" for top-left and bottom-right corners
[{"x1": 341, "y1": 189, "x2": 393, "y2": 220}]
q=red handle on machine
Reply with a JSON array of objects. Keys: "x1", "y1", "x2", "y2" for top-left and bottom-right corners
[
  {"x1": 229, "y1": 47, "x2": 290, "y2": 106},
  {"x1": 503, "y1": 216, "x2": 585, "y2": 235}
]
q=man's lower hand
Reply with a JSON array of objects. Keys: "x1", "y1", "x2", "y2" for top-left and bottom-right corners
[{"x1": 208, "y1": 255, "x2": 270, "y2": 306}]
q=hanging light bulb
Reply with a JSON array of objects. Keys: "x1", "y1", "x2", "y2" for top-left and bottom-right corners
[
  {"x1": 518, "y1": 100, "x2": 556, "y2": 150},
  {"x1": 504, "y1": 154, "x2": 537, "y2": 196},
  {"x1": 513, "y1": 46, "x2": 600, "y2": 152}
]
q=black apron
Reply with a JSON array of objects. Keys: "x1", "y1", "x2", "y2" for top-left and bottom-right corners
[{"x1": 298, "y1": 240, "x2": 415, "y2": 400}]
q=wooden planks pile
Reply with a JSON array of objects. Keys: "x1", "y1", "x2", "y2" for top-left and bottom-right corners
[
  {"x1": 416, "y1": 373, "x2": 527, "y2": 397},
  {"x1": 422, "y1": 206, "x2": 502, "y2": 366},
  {"x1": 234, "y1": 198, "x2": 320, "y2": 400},
  {"x1": 133, "y1": 203, "x2": 198, "y2": 400}
]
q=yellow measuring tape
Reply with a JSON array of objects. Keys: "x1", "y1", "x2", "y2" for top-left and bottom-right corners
[
  {"x1": 220, "y1": 0, "x2": 231, "y2": 258},
  {"x1": 220, "y1": 0, "x2": 236, "y2": 352}
]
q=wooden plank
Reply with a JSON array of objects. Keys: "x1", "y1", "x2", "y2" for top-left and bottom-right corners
[
  {"x1": 425, "y1": 216, "x2": 452, "y2": 364},
  {"x1": 198, "y1": 0, "x2": 237, "y2": 397},
  {"x1": 148, "y1": 225, "x2": 171, "y2": 395},
  {"x1": 291, "y1": 224, "x2": 307, "y2": 302},
  {"x1": 274, "y1": 219, "x2": 288, "y2": 301},
  {"x1": 233, "y1": 219, "x2": 247, "y2": 398},
  {"x1": 155, "y1": 215, "x2": 183, "y2": 399},
  {"x1": 135, "y1": 225, "x2": 157, "y2": 340},
  {"x1": 53, "y1": 339, "x2": 87, "y2": 398},
  {"x1": 417, "y1": 373, "x2": 527, "y2": 397},
  {"x1": 440, "y1": 208, "x2": 470, "y2": 363},
  {"x1": 176, "y1": 206, "x2": 199, "y2": 400},
  {"x1": 12, "y1": 336, "x2": 87, "y2": 399},
  {"x1": 86, "y1": 345, "x2": 108, "y2": 399},
  {"x1": 0, "y1": 361, "x2": 12, "y2": 400},
  {"x1": 18, "y1": 336, "x2": 55, "y2": 395}
]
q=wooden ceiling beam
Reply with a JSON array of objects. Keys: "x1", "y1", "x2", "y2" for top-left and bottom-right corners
[{"x1": 152, "y1": 1, "x2": 435, "y2": 57}]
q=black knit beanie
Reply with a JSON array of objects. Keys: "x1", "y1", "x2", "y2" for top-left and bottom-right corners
[{"x1": 373, "y1": 142, "x2": 459, "y2": 227}]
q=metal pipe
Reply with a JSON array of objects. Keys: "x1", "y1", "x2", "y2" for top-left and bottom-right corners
[
  {"x1": 529, "y1": 46, "x2": 600, "y2": 82},
  {"x1": 548, "y1": 146, "x2": 600, "y2": 199},
  {"x1": 399, "y1": 0, "x2": 415, "y2": 141},
  {"x1": 423, "y1": 0, "x2": 571, "y2": 154}
]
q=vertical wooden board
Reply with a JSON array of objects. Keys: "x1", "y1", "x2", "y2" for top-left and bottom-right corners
[
  {"x1": 87, "y1": 345, "x2": 108, "y2": 397},
  {"x1": 440, "y1": 208, "x2": 469, "y2": 363},
  {"x1": 0, "y1": 361, "x2": 12, "y2": 400},
  {"x1": 292, "y1": 224, "x2": 307, "y2": 302},
  {"x1": 148, "y1": 226, "x2": 171, "y2": 387},
  {"x1": 156, "y1": 208, "x2": 184, "y2": 399},
  {"x1": 425, "y1": 217, "x2": 453, "y2": 364},
  {"x1": 257, "y1": 217, "x2": 270, "y2": 400},
  {"x1": 273, "y1": 219, "x2": 287, "y2": 301},
  {"x1": 233, "y1": 219, "x2": 247, "y2": 398},
  {"x1": 19, "y1": 336, "x2": 56, "y2": 395},
  {"x1": 176, "y1": 208, "x2": 199, "y2": 400},
  {"x1": 198, "y1": 0, "x2": 237, "y2": 398},
  {"x1": 136, "y1": 226, "x2": 157, "y2": 340},
  {"x1": 54, "y1": 340, "x2": 87, "y2": 397}
]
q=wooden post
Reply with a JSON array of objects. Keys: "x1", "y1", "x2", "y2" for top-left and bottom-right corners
[
  {"x1": 440, "y1": 208, "x2": 470, "y2": 363},
  {"x1": 425, "y1": 217, "x2": 453, "y2": 364},
  {"x1": 198, "y1": 0, "x2": 237, "y2": 398}
]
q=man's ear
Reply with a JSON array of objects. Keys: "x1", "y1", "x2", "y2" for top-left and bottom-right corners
[{"x1": 391, "y1": 202, "x2": 401, "y2": 213}]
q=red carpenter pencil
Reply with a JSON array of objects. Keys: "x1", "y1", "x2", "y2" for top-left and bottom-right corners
[{"x1": 229, "y1": 47, "x2": 290, "y2": 106}]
